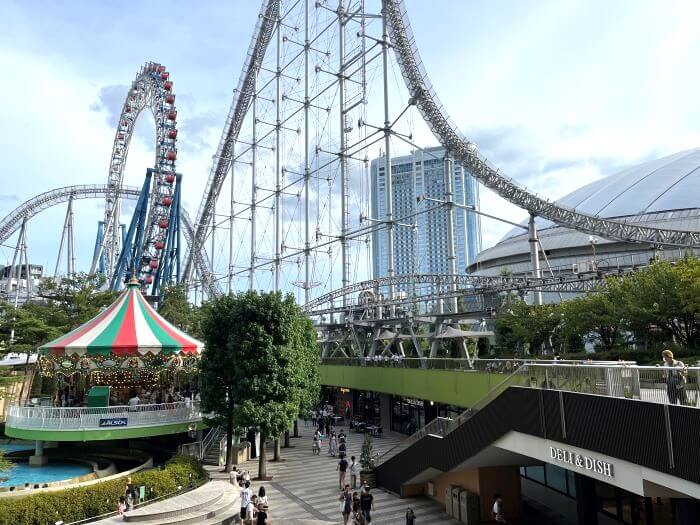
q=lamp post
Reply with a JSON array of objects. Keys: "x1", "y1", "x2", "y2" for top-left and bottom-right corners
[{"x1": 589, "y1": 236, "x2": 598, "y2": 271}]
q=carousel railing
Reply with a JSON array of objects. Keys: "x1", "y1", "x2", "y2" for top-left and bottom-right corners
[{"x1": 6, "y1": 401, "x2": 202, "y2": 431}]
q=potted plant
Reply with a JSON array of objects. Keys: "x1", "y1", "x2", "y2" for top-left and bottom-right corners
[{"x1": 359, "y1": 433, "x2": 378, "y2": 488}]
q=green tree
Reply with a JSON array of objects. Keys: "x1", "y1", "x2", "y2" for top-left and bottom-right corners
[
  {"x1": 37, "y1": 273, "x2": 119, "y2": 330},
  {"x1": 624, "y1": 257, "x2": 699, "y2": 349},
  {"x1": 559, "y1": 277, "x2": 629, "y2": 352},
  {"x1": 158, "y1": 285, "x2": 202, "y2": 339},
  {"x1": 200, "y1": 291, "x2": 319, "y2": 478},
  {"x1": 494, "y1": 301, "x2": 560, "y2": 355},
  {"x1": 0, "y1": 273, "x2": 119, "y2": 402}
]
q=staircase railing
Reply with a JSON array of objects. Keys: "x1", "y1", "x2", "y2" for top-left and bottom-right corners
[
  {"x1": 376, "y1": 363, "x2": 530, "y2": 466},
  {"x1": 377, "y1": 361, "x2": 700, "y2": 467},
  {"x1": 200, "y1": 425, "x2": 221, "y2": 460}
]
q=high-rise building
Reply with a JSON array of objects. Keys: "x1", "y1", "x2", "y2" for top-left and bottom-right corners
[{"x1": 370, "y1": 147, "x2": 482, "y2": 283}]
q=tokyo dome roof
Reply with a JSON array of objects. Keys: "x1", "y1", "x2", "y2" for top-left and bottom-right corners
[{"x1": 503, "y1": 147, "x2": 700, "y2": 240}]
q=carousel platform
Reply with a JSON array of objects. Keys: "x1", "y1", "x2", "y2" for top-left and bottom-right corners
[
  {"x1": 10, "y1": 280, "x2": 206, "y2": 443},
  {"x1": 4, "y1": 401, "x2": 205, "y2": 441}
]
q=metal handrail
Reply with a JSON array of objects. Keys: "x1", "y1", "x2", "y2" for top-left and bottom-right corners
[
  {"x1": 377, "y1": 362, "x2": 700, "y2": 466},
  {"x1": 376, "y1": 364, "x2": 529, "y2": 465},
  {"x1": 6, "y1": 401, "x2": 202, "y2": 430},
  {"x1": 321, "y1": 357, "x2": 634, "y2": 370}
]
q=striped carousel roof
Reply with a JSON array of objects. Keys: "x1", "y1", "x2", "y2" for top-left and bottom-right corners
[{"x1": 39, "y1": 281, "x2": 203, "y2": 357}]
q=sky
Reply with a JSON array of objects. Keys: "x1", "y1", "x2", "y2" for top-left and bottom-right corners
[{"x1": 1, "y1": 0, "x2": 700, "y2": 283}]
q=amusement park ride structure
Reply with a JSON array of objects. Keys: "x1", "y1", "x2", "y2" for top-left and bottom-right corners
[{"x1": 1, "y1": 0, "x2": 699, "y2": 342}]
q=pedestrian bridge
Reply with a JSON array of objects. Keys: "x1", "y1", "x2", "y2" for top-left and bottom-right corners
[
  {"x1": 318, "y1": 357, "x2": 689, "y2": 408},
  {"x1": 4, "y1": 401, "x2": 205, "y2": 441}
]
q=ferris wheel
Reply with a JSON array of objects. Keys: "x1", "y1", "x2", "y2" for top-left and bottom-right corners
[{"x1": 93, "y1": 62, "x2": 180, "y2": 294}]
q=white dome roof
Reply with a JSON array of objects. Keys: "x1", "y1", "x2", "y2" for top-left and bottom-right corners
[{"x1": 503, "y1": 147, "x2": 700, "y2": 240}]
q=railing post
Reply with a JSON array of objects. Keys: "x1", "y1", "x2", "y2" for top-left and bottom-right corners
[
  {"x1": 663, "y1": 403, "x2": 675, "y2": 470},
  {"x1": 559, "y1": 390, "x2": 566, "y2": 440}
]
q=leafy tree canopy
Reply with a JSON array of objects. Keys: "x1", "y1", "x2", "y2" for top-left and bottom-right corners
[{"x1": 199, "y1": 291, "x2": 319, "y2": 476}]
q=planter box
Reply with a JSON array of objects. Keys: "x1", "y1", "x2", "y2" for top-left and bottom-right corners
[{"x1": 360, "y1": 470, "x2": 376, "y2": 488}]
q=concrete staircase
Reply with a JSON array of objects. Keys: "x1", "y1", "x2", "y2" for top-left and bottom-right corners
[{"x1": 93, "y1": 481, "x2": 238, "y2": 525}]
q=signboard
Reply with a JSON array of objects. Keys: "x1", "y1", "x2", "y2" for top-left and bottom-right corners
[
  {"x1": 99, "y1": 417, "x2": 128, "y2": 428},
  {"x1": 549, "y1": 446, "x2": 614, "y2": 478}
]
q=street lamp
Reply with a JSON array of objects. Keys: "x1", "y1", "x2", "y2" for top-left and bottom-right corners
[{"x1": 588, "y1": 236, "x2": 598, "y2": 270}]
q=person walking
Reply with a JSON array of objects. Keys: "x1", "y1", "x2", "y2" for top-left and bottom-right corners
[
  {"x1": 257, "y1": 486, "x2": 268, "y2": 507},
  {"x1": 229, "y1": 465, "x2": 240, "y2": 486},
  {"x1": 329, "y1": 431, "x2": 338, "y2": 456},
  {"x1": 256, "y1": 492, "x2": 268, "y2": 525},
  {"x1": 662, "y1": 349, "x2": 687, "y2": 405},
  {"x1": 245, "y1": 494, "x2": 258, "y2": 525},
  {"x1": 340, "y1": 485, "x2": 353, "y2": 525},
  {"x1": 492, "y1": 493, "x2": 506, "y2": 523},
  {"x1": 360, "y1": 485, "x2": 374, "y2": 521},
  {"x1": 239, "y1": 481, "x2": 253, "y2": 525},
  {"x1": 350, "y1": 456, "x2": 360, "y2": 489},
  {"x1": 405, "y1": 507, "x2": 416, "y2": 525},
  {"x1": 313, "y1": 434, "x2": 321, "y2": 455},
  {"x1": 337, "y1": 455, "x2": 349, "y2": 489}
]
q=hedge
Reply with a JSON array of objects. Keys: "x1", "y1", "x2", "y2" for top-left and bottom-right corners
[{"x1": 0, "y1": 455, "x2": 207, "y2": 525}]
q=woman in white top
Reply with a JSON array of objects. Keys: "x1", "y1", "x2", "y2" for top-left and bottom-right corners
[{"x1": 257, "y1": 486, "x2": 268, "y2": 506}]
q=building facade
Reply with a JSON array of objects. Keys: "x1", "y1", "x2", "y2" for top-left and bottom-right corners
[{"x1": 370, "y1": 147, "x2": 481, "y2": 284}]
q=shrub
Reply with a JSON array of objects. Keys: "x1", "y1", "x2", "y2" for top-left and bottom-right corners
[{"x1": 0, "y1": 455, "x2": 207, "y2": 525}]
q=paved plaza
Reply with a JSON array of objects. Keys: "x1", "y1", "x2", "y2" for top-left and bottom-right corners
[{"x1": 206, "y1": 422, "x2": 462, "y2": 525}]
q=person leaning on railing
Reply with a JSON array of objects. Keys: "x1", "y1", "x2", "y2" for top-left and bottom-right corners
[{"x1": 661, "y1": 349, "x2": 687, "y2": 405}]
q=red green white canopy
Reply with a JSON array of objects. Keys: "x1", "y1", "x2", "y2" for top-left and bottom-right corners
[{"x1": 39, "y1": 282, "x2": 203, "y2": 357}]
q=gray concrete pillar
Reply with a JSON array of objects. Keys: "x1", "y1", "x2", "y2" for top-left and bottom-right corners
[{"x1": 29, "y1": 440, "x2": 48, "y2": 466}]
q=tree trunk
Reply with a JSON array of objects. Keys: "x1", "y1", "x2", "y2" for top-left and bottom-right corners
[
  {"x1": 283, "y1": 429, "x2": 291, "y2": 448},
  {"x1": 273, "y1": 437, "x2": 281, "y2": 461},
  {"x1": 225, "y1": 410, "x2": 234, "y2": 473},
  {"x1": 258, "y1": 430, "x2": 267, "y2": 479},
  {"x1": 293, "y1": 419, "x2": 299, "y2": 438}
]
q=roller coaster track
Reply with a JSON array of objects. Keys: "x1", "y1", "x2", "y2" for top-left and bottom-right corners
[
  {"x1": 0, "y1": 185, "x2": 214, "y2": 287},
  {"x1": 383, "y1": 0, "x2": 700, "y2": 248},
  {"x1": 303, "y1": 272, "x2": 603, "y2": 316},
  {"x1": 181, "y1": 0, "x2": 281, "y2": 286}
]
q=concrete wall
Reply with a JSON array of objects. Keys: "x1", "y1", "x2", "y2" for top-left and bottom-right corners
[{"x1": 427, "y1": 466, "x2": 523, "y2": 521}]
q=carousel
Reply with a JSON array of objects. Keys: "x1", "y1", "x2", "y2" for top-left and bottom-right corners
[{"x1": 5, "y1": 280, "x2": 205, "y2": 450}]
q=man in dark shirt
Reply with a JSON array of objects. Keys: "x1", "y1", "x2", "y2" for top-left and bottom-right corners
[
  {"x1": 360, "y1": 486, "x2": 374, "y2": 520},
  {"x1": 337, "y1": 457, "x2": 349, "y2": 489}
]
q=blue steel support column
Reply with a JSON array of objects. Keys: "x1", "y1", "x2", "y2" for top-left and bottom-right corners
[
  {"x1": 155, "y1": 173, "x2": 182, "y2": 298},
  {"x1": 93, "y1": 221, "x2": 106, "y2": 275},
  {"x1": 110, "y1": 170, "x2": 153, "y2": 289}
]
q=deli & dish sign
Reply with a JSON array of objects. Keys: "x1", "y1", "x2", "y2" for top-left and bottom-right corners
[
  {"x1": 549, "y1": 446, "x2": 614, "y2": 478},
  {"x1": 99, "y1": 417, "x2": 128, "y2": 428}
]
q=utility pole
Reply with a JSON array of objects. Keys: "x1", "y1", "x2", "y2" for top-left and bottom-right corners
[
  {"x1": 381, "y1": 1, "x2": 395, "y2": 313},
  {"x1": 528, "y1": 214, "x2": 543, "y2": 306},
  {"x1": 443, "y1": 152, "x2": 457, "y2": 313}
]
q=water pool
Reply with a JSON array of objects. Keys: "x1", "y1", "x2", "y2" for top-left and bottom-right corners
[
  {"x1": 0, "y1": 445, "x2": 92, "y2": 487},
  {"x1": 0, "y1": 444, "x2": 35, "y2": 453}
]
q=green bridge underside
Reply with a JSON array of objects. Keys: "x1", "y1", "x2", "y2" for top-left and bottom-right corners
[
  {"x1": 320, "y1": 365, "x2": 507, "y2": 407},
  {"x1": 4, "y1": 421, "x2": 206, "y2": 442}
]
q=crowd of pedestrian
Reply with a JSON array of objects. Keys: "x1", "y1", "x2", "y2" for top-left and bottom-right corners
[{"x1": 229, "y1": 470, "x2": 270, "y2": 525}]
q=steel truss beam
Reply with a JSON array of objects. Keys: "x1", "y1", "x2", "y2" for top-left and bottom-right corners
[
  {"x1": 182, "y1": 0, "x2": 281, "y2": 291},
  {"x1": 383, "y1": 0, "x2": 700, "y2": 248}
]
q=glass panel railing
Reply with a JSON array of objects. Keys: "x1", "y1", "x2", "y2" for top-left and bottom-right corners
[{"x1": 376, "y1": 362, "x2": 700, "y2": 466}]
